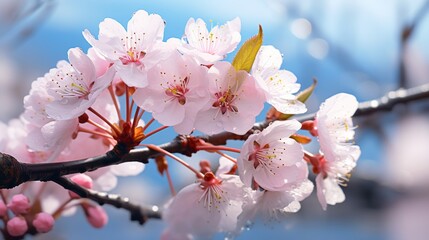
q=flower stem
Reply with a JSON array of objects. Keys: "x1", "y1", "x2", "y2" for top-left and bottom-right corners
[
  {"x1": 142, "y1": 117, "x2": 155, "y2": 133},
  {"x1": 144, "y1": 144, "x2": 204, "y2": 178},
  {"x1": 88, "y1": 107, "x2": 121, "y2": 136},
  {"x1": 165, "y1": 168, "x2": 176, "y2": 196},
  {"x1": 52, "y1": 198, "x2": 73, "y2": 219},
  {"x1": 214, "y1": 151, "x2": 237, "y2": 163},
  {"x1": 144, "y1": 126, "x2": 168, "y2": 139},
  {"x1": 196, "y1": 145, "x2": 241, "y2": 153},
  {"x1": 108, "y1": 86, "x2": 122, "y2": 121},
  {"x1": 126, "y1": 86, "x2": 131, "y2": 123},
  {"x1": 132, "y1": 107, "x2": 143, "y2": 130},
  {"x1": 78, "y1": 127, "x2": 115, "y2": 139}
]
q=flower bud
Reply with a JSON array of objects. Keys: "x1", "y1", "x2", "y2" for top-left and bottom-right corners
[
  {"x1": 83, "y1": 204, "x2": 108, "y2": 228},
  {"x1": 69, "y1": 174, "x2": 93, "y2": 199},
  {"x1": 7, "y1": 216, "x2": 28, "y2": 237},
  {"x1": 32, "y1": 212, "x2": 55, "y2": 233},
  {"x1": 0, "y1": 200, "x2": 7, "y2": 217},
  {"x1": 7, "y1": 194, "x2": 30, "y2": 215}
]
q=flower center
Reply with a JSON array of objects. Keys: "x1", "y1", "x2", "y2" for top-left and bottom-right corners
[
  {"x1": 119, "y1": 49, "x2": 146, "y2": 65},
  {"x1": 248, "y1": 141, "x2": 276, "y2": 169},
  {"x1": 212, "y1": 89, "x2": 238, "y2": 114},
  {"x1": 52, "y1": 70, "x2": 92, "y2": 100},
  {"x1": 164, "y1": 77, "x2": 190, "y2": 105},
  {"x1": 198, "y1": 172, "x2": 226, "y2": 212}
]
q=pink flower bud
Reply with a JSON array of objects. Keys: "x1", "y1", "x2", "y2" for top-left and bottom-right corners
[
  {"x1": 83, "y1": 204, "x2": 108, "y2": 228},
  {"x1": 7, "y1": 216, "x2": 28, "y2": 237},
  {"x1": 32, "y1": 212, "x2": 55, "y2": 233},
  {"x1": 7, "y1": 194, "x2": 30, "y2": 215},
  {"x1": 0, "y1": 200, "x2": 7, "y2": 217},
  {"x1": 69, "y1": 174, "x2": 93, "y2": 199}
]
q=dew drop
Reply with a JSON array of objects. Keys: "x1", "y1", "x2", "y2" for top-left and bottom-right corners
[{"x1": 243, "y1": 220, "x2": 253, "y2": 231}]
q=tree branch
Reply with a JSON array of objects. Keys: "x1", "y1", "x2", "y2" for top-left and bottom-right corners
[
  {"x1": 1, "y1": 83, "x2": 429, "y2": 189},
  {"x1": 52, "y1": 177, "x2": 161, "y2": 224}
]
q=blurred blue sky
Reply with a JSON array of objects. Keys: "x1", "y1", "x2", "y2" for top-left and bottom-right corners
[{"x1": 2, "y1": 0, "x2": 429, "y2": 239}]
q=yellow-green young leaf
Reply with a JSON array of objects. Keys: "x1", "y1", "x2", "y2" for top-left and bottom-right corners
[
  {"x1": 231, "y1": 25, "x2": 263, "y2": 72},
  {"x1": 296, "y1": 78, "x2": 317, "y2": 103},
  {"x1": 268, "y1": 78, "x2": 318, "y2": 121}
]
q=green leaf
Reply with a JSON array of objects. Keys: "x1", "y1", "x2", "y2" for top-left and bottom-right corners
[
  {"x1": 296, "y1": 78, "x2": 317, "y2": 103},
  {"x1": 231, "y1": 25, "x2": 263, "y2": 72}
]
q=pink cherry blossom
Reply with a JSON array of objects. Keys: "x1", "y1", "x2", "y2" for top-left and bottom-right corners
[
  {"x1": 168, "y1": 17, "x2": 241, "y2": 65},
  {"x1": 251, "y1": 45, "x2": 306, "y2": 114},
  {"x1": 32, "y1": 212, "x2": 55, "y2": 233},
  {"x1": 314, "y1": 93, "x2": 361, "y2": 210},
  {"x1": 194, "y1": 61, "x2": 265, "y2": 135},
  {"x1": 163, "y1": 172, "x2": 247, "y2": 238},
  {"x1": 45, "y1": 47, "x2": 115, "y2": 120},
  {"x1": 238, "y1": 179, "x2": 313, "y2": 229},
  {"x1": 237, "y1": 120, "x2": 307, "y2": 191},
  {"x1": 133, "y1": 52, "x2": 209, "y2": 134},
  {"x1": 7, "y1": 216, "x2": 28, "y2": 237},
  {"x1": 21, "y1": 75, "x2": 78, "y2": 160},
  {"x1": 83, "y1": 10, "x2": 172, "y2": 88},
  {"x1": 7, "y1": 194, "x2": 30, "y2": 215}
]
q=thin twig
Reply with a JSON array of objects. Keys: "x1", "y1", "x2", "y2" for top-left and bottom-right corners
[{"x1": 53, "y1": 177, "x2": 161, "y2": 225}]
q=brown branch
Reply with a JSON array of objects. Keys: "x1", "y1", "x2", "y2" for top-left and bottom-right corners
[
  {"x1": 52, "y1": 177, "x2": 161, "y2": 225},
  {"x1": 1, "y1": 83, "x2": 429, "y2": 189}
]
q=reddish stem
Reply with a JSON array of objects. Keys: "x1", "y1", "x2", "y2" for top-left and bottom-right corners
[
  {"x1": 78, "y1": 127, "x2": 115, "y2": 139},
  {"x1": 142, "y1": 118, "x2": 155, "y2": 133},
  {"x1": 52, "y1": 198, "x2": 73, "y2": 219},
  {"x1": 125, "y1": 86, "x2": 131, "y2": 123},
  {"x1": 144, "y1": 126, "x2": 168, "y2": 139},
  {"x1": 214, "y1": 151, "x2": 237, "y2": 163},
  {"x1": 132, "y1": 107, "x2": 143, "y2": 130},
  {"x1": 144, "y1": 144, "x2": 204, "y2": 178},
  {"x1": 196, "y1": 145, "x2": 241, "y2": 153},
  {"x1": 108, "y1": 86, "x2": 122, "y2": 121},
  {"x1": 89, "y1": 107, "x2": 121, "y2": 136},
  {"x1": 165, "y1": 168, "x2": 176, "y2": 196}
]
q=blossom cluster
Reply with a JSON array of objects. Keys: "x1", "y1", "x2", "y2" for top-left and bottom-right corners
[{"x1": 0, "y1": 9, "x2": 360, "y2": 238}]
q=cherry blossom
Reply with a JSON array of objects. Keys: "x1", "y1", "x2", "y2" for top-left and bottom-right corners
[
  {"x1": 237, "y1": 120, "x2": 307, "y2": 191},
  {"x1": 251, "y1": 45, "x2": 306, "y2": 114},
  {"x1": 194, "y1": 61, "x2": 265, "y2": 135},
  {"x1": 44, "y1": 47, "x2": 115, "y2": 120},
  {"x1": 163, "y1": 172, "x2": 248, "y2": 238},
  {"x1": 168, "y1": 17, "x2": 241, "y2": 65},
  {"x1": 313, "y1": 93, "x2": 361, "y2": 210},
  {"x1": 238, "y1": 179, "x2": 313, "y2": 230},
  {"x1": 133, "y1": 52, "x2": 209, "y2": 134},
  {"x1": 21, "y1": 75, "x2": 78, "y2": 160},
  {"x1": 83, "y1": 10, "x2": 172, "y2": 88}
]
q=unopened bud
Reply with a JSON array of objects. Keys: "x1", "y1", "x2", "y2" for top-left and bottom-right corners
[
  {"x1": 8, "y1": 194, "x2": 30, "y2": 215},
  {"x1": 199, "y1": 160, "x2": 211, "y2": 174},
  {"x1": 32, "y1": 212, "x2": 55, "y2": 233},
  {"x1": 69, "y1": 174, "x2": 93, "y2": 199},
  {"x1": 7, "y1": 216, "x2": 28, "y2": 237},
  {"x1": 83, "y1": 204, "x2": 108, "y2": 228}
]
